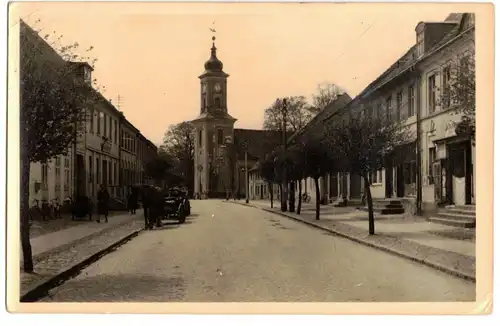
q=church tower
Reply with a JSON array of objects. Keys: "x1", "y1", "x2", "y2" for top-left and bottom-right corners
[{"x1": 192, "y1": 36, "x2": 237, "y2": 198}]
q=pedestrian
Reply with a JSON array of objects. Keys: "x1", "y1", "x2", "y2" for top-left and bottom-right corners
[
  {"x1": 141, "y1": 186, "x2": 152, "y2": 229},
  {"x1": 128, "y1": 185, "x2": 138, "y2": 214},
  {"x1": 96, "y1": 184, "x2": 110, "y2": 223}
]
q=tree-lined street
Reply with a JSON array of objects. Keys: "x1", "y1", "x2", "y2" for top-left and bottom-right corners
[{"x1": 41, "y1": 200, "x2": 474, "y2": 302}]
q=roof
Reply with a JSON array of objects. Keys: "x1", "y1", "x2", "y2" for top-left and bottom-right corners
[
  {"x1": 356, "y1": 13, "x2": 470, "y2": 100},
  {"x1": 233, "y1": 129, "x2": 282, "y2": 161}
]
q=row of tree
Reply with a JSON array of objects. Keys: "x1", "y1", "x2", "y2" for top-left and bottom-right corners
[
  {"x1": 260, "y1": 108, "x2": 410, "y2": 236},
  {"x1": 258, "y1": 54, "x2": 476, "y2": 236}
]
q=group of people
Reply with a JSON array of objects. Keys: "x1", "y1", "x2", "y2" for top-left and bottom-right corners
[
  {"x1": 94, "y1": 184, "x2": 143, "y2": 223},
  {"x1": 140, "y1": 185, "x2": 165, "y2": 229},
  {"x1": 94, "y1": 184, "x2": 185, "y2": 230}
]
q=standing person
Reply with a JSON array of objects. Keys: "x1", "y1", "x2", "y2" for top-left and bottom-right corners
[
  {"x1": 141, "y1": 186, "x2": 152, "y2": 229},
  {"x1": 96, "y1": 184, "x2": 110, "y2": 223},
  {"x1": 127, "y1": 185, "x2": 138, "y2": 214}
]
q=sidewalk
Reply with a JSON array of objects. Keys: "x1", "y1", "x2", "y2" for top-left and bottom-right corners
[
  {"x1": 22, "y1": 210, "x2": 143, "y2": 263},
  {"x1": 228, "y1": 200, "x2": 476, "y2": 281},
  {"x1": 20, "y1": 211, "x2": 144, "y2": 300}
]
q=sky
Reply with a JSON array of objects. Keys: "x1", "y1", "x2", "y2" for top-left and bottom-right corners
[{"x1": 12, "y1": 1, "x2": 466, "y2": 145}]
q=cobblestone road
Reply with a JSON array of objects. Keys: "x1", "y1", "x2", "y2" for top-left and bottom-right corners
[{"x1": 41, "y1": 200, "x2": 475, "y2": 302}]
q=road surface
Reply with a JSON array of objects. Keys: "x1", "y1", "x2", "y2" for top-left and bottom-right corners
[{"x1": 41, "y1": 200, "x2": 475, "y2": 302}]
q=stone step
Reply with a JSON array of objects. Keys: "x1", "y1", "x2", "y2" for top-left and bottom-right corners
[
  {"x1": 360, "y1": 206, "x2": 405, "y2": 215},
  {"x1": 445, "y1": 204, "x2": 476, "y2": 212},
  {"x1": 374, "y1": 203, "x2": 404, "y2": 209},
  {"x1": 437, "y1": 212, "x2": 475, "y2": 220},
  {"x1": 374, "y1": 200, "x2": 403, "y2": 205},
  {"x1": 428, "y1": 216, "x2": 476, "y2": 228},
  {"x1": 445, "y1": 208, "x2": 476, "y2": 217}
]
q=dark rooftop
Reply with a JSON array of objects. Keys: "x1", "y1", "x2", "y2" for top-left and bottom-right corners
[{"x1": 233, "y1": 129, "x2": 282, "y2": 161}]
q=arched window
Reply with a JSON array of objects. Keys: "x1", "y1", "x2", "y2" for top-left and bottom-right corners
[{"x1": 214, "y1": 96, "x2": 221, "y2": 108}]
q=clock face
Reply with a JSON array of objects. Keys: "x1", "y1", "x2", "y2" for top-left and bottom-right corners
[{"x1": 214, "y1": 83, "x2": 222, "y2": 93}]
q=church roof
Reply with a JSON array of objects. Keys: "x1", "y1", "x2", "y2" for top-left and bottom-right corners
[{"x1": 233, "y1": 129, "x2": 282, "y2": 161}]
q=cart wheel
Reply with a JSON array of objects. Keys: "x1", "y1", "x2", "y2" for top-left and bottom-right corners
[{"x1": 178, "y1": 208, "x2": 186, "y2": 224}]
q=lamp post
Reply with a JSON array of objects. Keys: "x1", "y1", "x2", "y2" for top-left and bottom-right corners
[{"x1": 280, "y1": 98, "x2": 288, "y2": 212}]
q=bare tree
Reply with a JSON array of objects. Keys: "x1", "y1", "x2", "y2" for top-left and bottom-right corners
[
  {"x1": 325, "y1": 114, "x2": 410, "y2": 235},
  {"x1": 162, "y1": 121, "x2": 195, "y2": 190},
  {"x1": 263, "y1": 96, "x2": 314, "y2": 133},
  {"x1": 20, "y1": 19, "x2": 101, "y2": 272},
  {"x1": 442, "y1": 52, "x2": 476, "y2": 135},
  {"x1": 310, "y1": 83, "x2": 346, "y2": 114}
]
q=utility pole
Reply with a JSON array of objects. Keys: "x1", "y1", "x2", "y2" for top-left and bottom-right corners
[
  {"x1": 415, "y1": 72, "x2": 423, "y2": 215},
  {"x1": 281, "y1": 98, "x2": 288, "y2": 212},
  {"x1": 245, "y1": 144, "x2": 249, "y2": 204}
]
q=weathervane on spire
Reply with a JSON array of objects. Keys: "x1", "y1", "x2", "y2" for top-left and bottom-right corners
[{"x1": 209, "y1": 20, "x2": 217, "y2": 45}]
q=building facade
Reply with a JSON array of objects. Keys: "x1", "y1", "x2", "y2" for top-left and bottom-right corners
[
  {"x1": 22, "y1": 20, "x2": 158, "y2": 208},
  {"x1": 247, "y1": 13, "x2": 475, "y2": 216},
  {"x1": 191, "y1": 37, "x2": 281, "y2": 198}
]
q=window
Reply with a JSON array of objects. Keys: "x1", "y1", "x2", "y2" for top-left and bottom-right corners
[
  {"x1": 214, "y1": 96, "x2": 221, "y2": 108},
  {"x1": 428, "y1": 147, "x2": 436, "y2": 185},
  {"x1": 96, "y1": 157, "x2": 100, "y2": 184},
  {"x1": 199, "y1": 129, "x2": 202, "y2": 146},
  {"x1": 96, "y1": 111, "x2": 101, "y2": 134},
  {"x1": 88, "y1": 156, "x2": 92, "y2": 182},
  {"x1": 217, "y1": 129, "x2": 223, "y2": 144},
  {"x1": 109, "y1": 117, "x2": 113, "y2": 141},
  {"x1": 64, "y1": 170, "x2": 70, "y2": 191},
  {"x1": 442, "y1": 66, "x2": 451, "y2": 108},
  {"x1": 417, "y1": 31, "x2": 424, "y2": 57},
  {"x1": 396, "y1": 91, "x2": 403, "y2": 121},
  {"x1": 55, "y1": 156, "x2": 61, "y2": 167},
  {"x1": 114, "y1": 161, "x2": 118, "y2": 185},
  {"x1": 376, "y1": 103, "x2": 382, "y2": 121},
  {"x1": 41, "y1": 164, "x2": 48, "y2": 185},
  {"x1": 428, "y1": 74, "x2": 437, "y2": 114},
  {"x1": 103, "y1": 113, "x2": 107, "y2": 138},
  {"x1": 114, "y1": 120, "x2": 118, "y2": 144},
  {"x1": 386, "y1": 96, "x2": 392, "y2": 122},
  {"x1": 64, "y1": 156, "x2": 70, "y2": 168},
  {"x1": 55, "y1": 166, "x2": 61, "y2": 178},
  {"x1": 408, "y1": 85, "x2": 415, "y2": 117},
  {"x1": 89, "y1": 109, "x2": 94, "y2": 133}
]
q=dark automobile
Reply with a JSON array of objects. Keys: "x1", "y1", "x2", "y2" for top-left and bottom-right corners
[{"x1": 163, "y1": 188, "x2": 188, "y2": 223}]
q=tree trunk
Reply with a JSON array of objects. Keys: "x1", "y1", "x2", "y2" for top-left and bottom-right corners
[
  {"x1": 363, "y1": 174, "x2": 375, "y2": 235},
  {"x1": 314, "y1": 177, "x2": 320, "y2": 220},
  {"x1": 297, "y1": 179, "x2": 302, "y2": 214},
  {"x1": 269, "y1": 182, "x2": 273, "y2": 208},
  {"x1": 20, "y1": 154, "x2": 34, "y2": 272},
  {"x1": 289, "y1": 181, "x2": 295, "y2": 213}
]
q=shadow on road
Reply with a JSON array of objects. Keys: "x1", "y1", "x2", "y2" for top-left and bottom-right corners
[{"x1": 43, "y1": 274, "x2": 186, "y2": 302}]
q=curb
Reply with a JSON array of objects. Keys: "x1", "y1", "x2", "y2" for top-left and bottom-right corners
[
  {"x1": 225, "y1": 201, "x2": 476, "y2": 283},
  {"x1": 30, "y1": 217, "x2": 139, "y2": 265},
  {"x1": 20, "y1": 228, "x2": 142, "y2": 302}
]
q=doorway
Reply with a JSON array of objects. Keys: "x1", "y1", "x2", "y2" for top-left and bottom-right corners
[
  {"x1": 385, "y1": 164, "x2": 393, "y2": 198},
  {"x1": 76, "y1": 154, "x2": 85, "y2": 196},
  {"x1": 396, "y1": 164, "x2": 405, "y2": 197},
  {"x1": 447, "y1": 140, "x2": 473, "y2": 205}
]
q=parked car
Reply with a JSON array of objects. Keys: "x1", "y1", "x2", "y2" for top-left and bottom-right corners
[{"x1": 162, "y1": 188, "x2": 188, "y2": 223}]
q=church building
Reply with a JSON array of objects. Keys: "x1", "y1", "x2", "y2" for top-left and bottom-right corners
[{"x1": 191, "y1": 36, "x2": 281, "y2": 198}]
